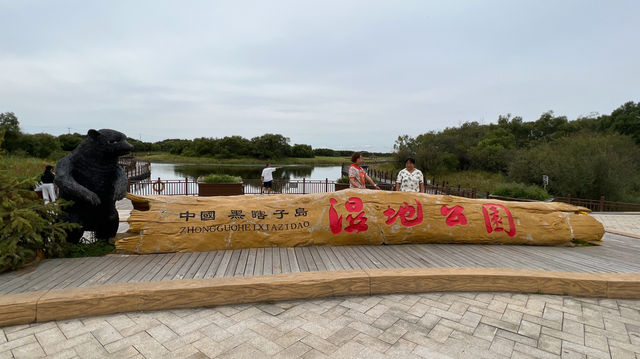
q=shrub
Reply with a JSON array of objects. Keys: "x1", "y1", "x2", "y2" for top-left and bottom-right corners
[
  {"x1": 492, "y1": 183, "x2": 550, "y2": 201},
  {"x1": 337, "y1": 176, "x2": 350, "y2": 184},
  {"x1": 0, "y1": 160, "x2": 79, "y2": 273},
  {"x1": 200, "y1": 174, "x2": 242, "y2": 183},
  {"x1": 509, "y1": 133, "x2": 640, "y2": 201}
]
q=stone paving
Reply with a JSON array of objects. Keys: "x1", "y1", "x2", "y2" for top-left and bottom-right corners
[
  {"x1": 590, "y1": 214, "x2": 640, "y2": 239},
  {"x1": 1, "y1": 292, "x2": 639, "y2": 358}
]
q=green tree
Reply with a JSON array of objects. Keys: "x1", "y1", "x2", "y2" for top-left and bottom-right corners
[
  {"x1": 603, "y1": 101, "x2": 640, "y2": 143},
  {"x1": 0, "y1": 112, "x2": 21, "y2": 153},
  {"x1": 20, "y1": 133, "x2": 62, "y2": 158},
  {"x1": 250, "y1": 134, "x2": 291, "y2": 159},
  {"x1": 291, "y1": 144, "x2": 314, "y2": 158},
  {"x1": 508, "y1": 133, "x2": 640, "y2": 201},
  {"x1": 58, "y1": 133, "x2": 85, "y2": 151}
]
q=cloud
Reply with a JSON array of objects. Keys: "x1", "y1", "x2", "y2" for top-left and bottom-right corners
[{"x1": 1, "y1": 0, "x2": 639, "y2": 152}]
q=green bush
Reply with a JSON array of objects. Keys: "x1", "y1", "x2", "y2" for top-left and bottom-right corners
[
  {"x1": 0, "y1": 161, "x2": 79, "y2": 273},
  {"x1": 492, "y1": 183, "x2": 550, "y2": 201},
  {"x1": 336, "y1": 176, "x2": 350, "y2": 184},
  {"x1": 200, "y1": 174, "x2": 242, "y2": 183},
  {"x1": 508, "y1": 133, "x2": 640, "y2": 201}
]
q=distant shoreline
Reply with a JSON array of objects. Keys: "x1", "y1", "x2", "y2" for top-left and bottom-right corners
[{"x1": 134, "y1": 152, "x2": 392, "y2": 166}]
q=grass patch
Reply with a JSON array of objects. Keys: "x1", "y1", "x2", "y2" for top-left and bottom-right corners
[
  {"x1": 65, "y1": 241, "x2": 115, "y2": 258},
  {"x1": 493, "y1": 183, "x2": 550, "y2": 201},
  {"x1": 0, "y1": 155, "x2": 51, "y2": 180},
  {"x1": 428, "y1": 171, "x2": 507, "y2": 193},
  {"x1": 200, "y1": 174, "x2": 242, "y2": 183}
]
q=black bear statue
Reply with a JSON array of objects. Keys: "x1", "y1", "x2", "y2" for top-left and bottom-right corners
[{"x1": 55, "y1": 129, "x2": 134, "y2": 243}]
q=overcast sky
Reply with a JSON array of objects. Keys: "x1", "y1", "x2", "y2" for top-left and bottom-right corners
[{"x1": 1, "y1": 1, "x2": 638, "y2": 152}]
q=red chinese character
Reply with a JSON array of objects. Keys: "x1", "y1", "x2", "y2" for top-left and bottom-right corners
[
  {"x1": 440, "y1": 205, "x2": 467, "y2": 226},
  {"x1": 328, "y1": 197, "x2": 368, "y2": 234},
  {"x1": 328, "y1": 198, "x2": 342, "y2": 234},
  {"x1": 383, "y1": 200, "x2": 423, "y2": 227},
  {"x1": 481, "y1": 203, "x2": 516, "y2": 237}
]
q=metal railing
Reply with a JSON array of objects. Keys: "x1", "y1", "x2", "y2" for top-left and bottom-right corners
[
  {"x1": 128, "y1": 177, "x2": 198, "y2": 196},
  {"x1": 553, "y1": 195, "x2": 640, "y2": 212},
  {"x1": 119, "y1": 156, "x2": 151, "y2": 180}
]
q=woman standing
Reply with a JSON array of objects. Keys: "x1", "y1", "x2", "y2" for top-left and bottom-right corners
[
  {"x1": 349, "y1": 152, "x2": 380, "y2": 189},
  {"x1": 395, "y1": 157, "x2": 424, "y2": 192},
  {"x1": 41, "y1": 165, "x2": 57, "y2": 204}
]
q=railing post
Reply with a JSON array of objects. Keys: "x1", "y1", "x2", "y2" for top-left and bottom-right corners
[
  {"x1": 599, "y1": 196, "x2": 605, "y2": 212},
  {"x1": 472, "y1": 188, "x2": 476, "y2": 199},
  {"x1": 303, "y1": 178, "x2": 306, "y2": 194},
  {"x1": 567, "y1": 194, "x2": 572, "y2": 205},
  {"x1": 325, "y1": 178, "x2": 328, "y2": 193},
  {"x1": 185, "y1": 177, "x2": 188, "y2": 195}
]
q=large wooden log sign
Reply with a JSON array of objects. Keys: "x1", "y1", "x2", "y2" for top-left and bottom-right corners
[{"x1": 118, "y1": 190, "x2": 604, "y2": 253}]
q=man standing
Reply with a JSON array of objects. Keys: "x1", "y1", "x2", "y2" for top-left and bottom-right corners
[{"x1": 261, "y1": 163, "x2": 282, "y2": 194}]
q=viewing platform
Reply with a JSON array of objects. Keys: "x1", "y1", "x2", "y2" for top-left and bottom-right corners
[{"x1": 0, "y1": 207, "x2": 638, "y2": 327}]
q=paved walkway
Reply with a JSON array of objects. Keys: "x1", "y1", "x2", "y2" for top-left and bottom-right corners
[
  {"x1": 2, "y1": 292, "x2": 639, "y2": 358},
  {"x1": 0, "y1": 213, "x2": 638, "y2": 358}
]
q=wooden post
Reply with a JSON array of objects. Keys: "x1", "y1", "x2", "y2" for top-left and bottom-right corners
[
  {"x1": 567, "y1": 194, "x2": 572, "y2": 205},
  {"x1": 185, "y1": 177, "x2": 188, "y2": 195},
  {"x1": 599, "y1": 196, "x2": 605, "y2": 212},
  {"x1": 303, "y1": 178, "x2": 306, "y2": 194},
  {"x1": 325, "y1": 178, "x2": 328, "y2": 193},
  {"x1": 472, "y1": 188, "x2": 476, "y2": 199}
]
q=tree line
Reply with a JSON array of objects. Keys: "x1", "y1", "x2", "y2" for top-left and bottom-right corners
[
  {"x1": 0, "y1": 113, "x2": 389, "y2": 160},
  {"x1": 394, "y1": 101, "x2": 640, "y2": 202}
]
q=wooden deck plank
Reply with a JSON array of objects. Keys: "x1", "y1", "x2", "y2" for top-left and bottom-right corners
[
  {"x1": 272, "y1": 247, "x2": 282, "y2": 274},
  {"x1": 300, "y1": 247, "x2": 317, "y2": 271},
  {"x1": 279, "y1": 248, "x2": 291, "y2": 273},
  {"x1": 140, "y1": 254, "x2": 175, "y2": 282},
  {"x1": 215, "y1": 250, "x2": 234, "y2": 278},
  {"x1": 318, "y1": 247, "x2": 340, "y2": 270},
  {"x1": 309, "y1": 247, "x2": 328, "y2": 271},
  {"x1": 329, "y1": 247, "x2": 356, "y2": 270},
  {"x1": 363, "y1": 246, "x2": 397, "y2": 268},
  {"x1": 46, "y1": 257, "x2": 105, "y2": 290},
  {"x1": 294, "y1": 248, "x2": 309, "y2": 272},
  {"x1": 9, "y1": 258, "x2": 89, "y2": 293},
  {"x1": 383, "y1": 246, "x2": 422, "y2": 268},
  {"x1": 349, "y1": 246, "x2": 378, "y2": 269},
  {"x1": 203, "y1": 251, "x2": 225, "y2": 279},
  {"x1": 150, "y1": 254, "x2": 181, "y2": 282},
  {"x1": 192, "y1": 251, "x2": 217, "y2": 279},
  {"x1": 244, "y1": 249, "x2": 257, "y2": 276},
  {"x1": 0, "y1": 259, "x2": 66, "y2": 293},
  {"x1": 129, "y1": 254, "x2": 166, "y2": 282},
  {"x1": 234, "y1": 250, "x2": 249, "y2": 277},
  {"x1": 254, "y1": 248, "x2": 265, "y2": 276},
  {"x1": 105, "y1": 256, "x2": 152, "y2": 285},
  {"x1": 184, "y1": 252, "x2": 209, "y2": 279},
  {"x1": 223, "y1": 250, "x2": 242, "y2": 277},
  {"x1": 342, "y1": 247, "x2": 370, "y2": 269},
  {"x1": 287, "y1": 248, "x2": 300, "y2": 272},
  {"x1": 89, "y1": 257, "x2": 136, "y2": 286},
  {"x1": 65, "y1": 255, "x2": 120, "y2": 288},
  {"x1": 263, "y1": 248, "x2": 273, "y2": 275},
  {"x1": 163, "y1": 252, "x2": 193, "y2": 281}
]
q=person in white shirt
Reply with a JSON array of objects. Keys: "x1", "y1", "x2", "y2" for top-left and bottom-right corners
[
  {"x1": 261, "y1": 163, "x2": 282, "y2": 194},
  {"x1": 395, "y1": 157, "x2": 424, "y2": 192}
]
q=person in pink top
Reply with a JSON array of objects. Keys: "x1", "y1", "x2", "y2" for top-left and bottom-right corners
[{"x1": 348, "y1": 152, "x2": 380, "y2": 190}]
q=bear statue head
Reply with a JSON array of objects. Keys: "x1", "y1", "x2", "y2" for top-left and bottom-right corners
[{"x1": 87, "y1": 129, "x2": 134, "y2": 158}]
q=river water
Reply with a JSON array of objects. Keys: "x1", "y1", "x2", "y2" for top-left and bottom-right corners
[{"x1": 149, "y1": 163, "x2": 343, "y2": 181}]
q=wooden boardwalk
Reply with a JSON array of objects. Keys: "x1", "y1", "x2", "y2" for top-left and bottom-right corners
[{"x1": 1, "y1": 232, "x2": 639, "y2": 296}]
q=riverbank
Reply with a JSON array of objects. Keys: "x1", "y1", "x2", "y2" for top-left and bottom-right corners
[{"x1": 135, "y1": 152, "x2": 392, "y2": 165}]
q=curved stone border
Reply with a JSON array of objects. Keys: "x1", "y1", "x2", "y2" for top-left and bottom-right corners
[{"x1": 1, "y1": 268, "x2": 639, "y2": 326}]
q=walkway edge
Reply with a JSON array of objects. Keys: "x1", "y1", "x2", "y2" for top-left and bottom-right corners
[{"x1": 1, "y1": 268, "x2": 639, "y2": 326}]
